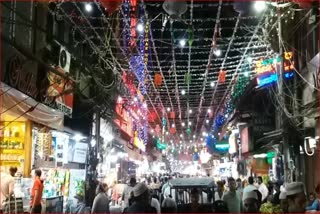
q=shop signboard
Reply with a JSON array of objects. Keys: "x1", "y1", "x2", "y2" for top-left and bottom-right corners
[
  {"x1": 72, "y1": 142, "x2": 88, "y2": 163},
  {"x1": 45, "y1": 67, "x2": 74, "y2": 118},
  {"x1": 4, "y1": 52, "x2": 74, "y2": 117},
  {"x1": 114, "y1": 102, "x2": 134, "y2": 138}
]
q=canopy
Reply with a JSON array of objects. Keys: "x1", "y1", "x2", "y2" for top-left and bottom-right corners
[
  {"x1": 1, "y1": 83, "x2": 64, "y2": 130},
  {"x1": 169, "y1": 177, "x2": 215, "y2": 188}
]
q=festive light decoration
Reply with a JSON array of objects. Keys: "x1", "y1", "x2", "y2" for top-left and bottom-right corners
[
  {"x1": 170, "y1": 127, "x2": 176, "y2": 134},
  {"x1": 100, "y1": 0, "x2": 123, "y2": 14},
  {"x1": 188, "y1": 26, "x2": 194, "y2": 47},
  {"x1": 184, "y1": 73, "x2": 192, "y2": 84},
  {"x1": 186, "y1": 127, "x2": 191, "y2": 135},
  {"x1": 169, "y1": 111, "x2": 175, "y2": 119},
  {"x1": 154, "y1": 73, "x2": 163, "y2": 87},
  {"x1": 218, "y1": 70, "x2": 226, "y2": 83}
]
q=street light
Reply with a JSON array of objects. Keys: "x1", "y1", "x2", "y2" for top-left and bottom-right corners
[
  {"x1": 85, "y1": 3, "x2": 93, "y2": 12},
  {"x1": 254, "y1": 1, "x2": 266, "y2": 12}
]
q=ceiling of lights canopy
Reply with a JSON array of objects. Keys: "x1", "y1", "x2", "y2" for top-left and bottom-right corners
[{"x1": 48, "y1": 0, "x2": 298, "y2": 157}]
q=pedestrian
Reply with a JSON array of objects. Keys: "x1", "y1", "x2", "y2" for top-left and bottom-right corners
[
  {"x1": 279, "y1": 189, "x2": 288, "y2": 213},
  {"x1": 215, "y1": 181, "x2": 224, "y2": 201},
  {"x1": 124, "y1": 182, "x2": 157, "y2": 213},
  {"x1": 242, "y1": 191, "x2": 260, "y2": 213},
  {"x1": 243, "y1": 176, "x2": 257, "y2": 194},
  {"x1": 257, "y1": 176, "x2": 269, "y2": 202},
  {"x1": 122, "y1": 177, "x2": 136, "y2": 211},
  {"x1": 236, "y1": 178, "x2": 244, "y2": 198},
  {"x1": 73, "y1": 193, "x2": 90, "y2": 214},
  {"x1": 91, "y1": 183, "x2": 110, "y2": 214},
  {"x1": 161, "y1": 197, "x2": 177, "y2": 213},
  {"x1": 0, "y1": 167, "x2": 17, "y2": 208},
  {"x1": 222, "y1": 177, "x2": 242, "y2": 213},
  {"x1": 305, "y1": 185, "x2": 319, "y2": 211},
  {"x1": 30, "y1": 169, "x2": 44, "y2": 213},
  {"x1": 286, "y1": 182, "x2": 307, "y2": 213}
]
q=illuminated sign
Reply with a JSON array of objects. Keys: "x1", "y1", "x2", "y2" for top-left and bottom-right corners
[
  {"x1": 254, "y1": 52, "x2": 294, "y2": 74},
  {"x1": 114, "y1": 102, "x2": 133, "y2": 138},
  {"x1": 256, "y1": 71, "x2": 294, "y2": 88}
]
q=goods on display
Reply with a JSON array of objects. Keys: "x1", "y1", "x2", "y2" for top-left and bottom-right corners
[{"x1": 0, "y1": 122, "x2": 26, "y2": 174}]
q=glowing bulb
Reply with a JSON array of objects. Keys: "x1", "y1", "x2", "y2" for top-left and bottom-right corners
[
  {"x1": 247, "y1": 57, "x2": 253, "y2": 63},
  {"x1": 244, "y1": 71, "x2": 249, "y2": 77},
  {"x1": 143, "y1": 103, "x2": 147, "y2": 108},
  {"x1": 85, "y1": 3, "x2": 92, "y2": 12},
  {"x1": 179, "y1": 39, "x2": 186, "y2": 47},
  {"x1": 133, "y1": 97, "x2": 138, "y2": 102},
  {"x1": 193, "y1": 135, "x2": 196, "y2": 139},
  {"x1": 180, "y1": 134, "x2": 183, "y2": 138},
  {"x1": 167, "y1": 107, "x2": 171, "y2": 112},
  {"x1": 189, "y1": 109, "x2": 192, "y2": 114},
  {"x1": 206, "y1": 120, "x2": 209, "y2": 124},
  {"x1": 214, "y1": 49, "x2": 221, "y2": 56},
  {"x1": 188, "y1": 121, "x2": 192, "y2": 125},
  {"x1": 166, "y1": 132, "x2": 169, "y2": 135},
  {"x1": 210, "y1": 82, "x2": 215, "y2": 88},
  {"x1": 181, "y1": 90, "x2": 186, "y2": 95},
  {"x1": 172, "y1": 124, "x2": 175, "y2": 128},
  {"x1": 254, "y1": 1, "x2": 266, "y2": 12},
  {"x1": 137, "y1": 23, "x2": 144, "y2": 33},
  {"x1": 207, "y1": 109, "x2": 211, "y2": 113},
  {"x1": 182, "y1": 122, "x2": 185, "y2": 127},
  {"x1": 202, "y1": 132, "x2": 207, "y2": 137}
]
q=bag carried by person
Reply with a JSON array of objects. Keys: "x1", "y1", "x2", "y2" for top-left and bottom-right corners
[{"x1": 2, "y1": 195, "x2": 24, "y2": 214}]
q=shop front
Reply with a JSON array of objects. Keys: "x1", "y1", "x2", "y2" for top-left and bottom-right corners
[{"x1": 1, "y1": 45, "x2": 79, "y2": 212}]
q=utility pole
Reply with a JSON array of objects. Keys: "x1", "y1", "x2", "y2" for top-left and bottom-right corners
[{"x1": 277, "y1": 5, "x2": 291, "y2": 183}]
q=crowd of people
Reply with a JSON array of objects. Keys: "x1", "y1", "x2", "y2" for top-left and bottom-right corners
[{"x1": 1, "y1": 167, "x2": 319, "y2": 213}]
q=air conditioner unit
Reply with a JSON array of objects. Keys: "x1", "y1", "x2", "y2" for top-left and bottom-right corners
[{"x1": 59, "y1": 46, "x2": 71, "y2": 73}]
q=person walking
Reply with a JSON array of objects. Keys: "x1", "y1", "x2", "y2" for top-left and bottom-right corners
[
  {"x1": 124, "y1": 182, "x2": 157, "y2": 213},
  {"x1": 30, "y1": 169, "x2": 44, "y2": 213},
  {"x1": 91, "y1": 183, "x2": 110, "y2": 214},
  {"x1": 243, "y1": 191, "x2": 260, "y2": 213},
  {"x1": 122, "y1": 177, "x2": 136, "y2": 211},
  {"x1": 243, "y1": 176, "x2": 257, "y2": 194},
  {"x1": 286, "y1": 182, "x2": 307, "y2": 213},
  {"x1": 222, "y1": 177, "x2": 242, "y2": 213},
  {"x1": 257, "y1": 176, "x2": 269, "y2": 202},
  {"x1": 0, "y1": 167, "x2": 17, "y2": 208},
  {"x1": 215, "y1": 181, "x2": 225, "y2": 201}
]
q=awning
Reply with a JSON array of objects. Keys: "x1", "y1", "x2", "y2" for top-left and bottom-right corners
[{"x1": 1, "y1": 83, "x2": 64, "y2": 130}]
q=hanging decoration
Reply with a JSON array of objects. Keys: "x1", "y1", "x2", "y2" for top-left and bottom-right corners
[
  {"x1": 188, "y1": 26, "x2": 194, "y2": 47},
  {"x1": 218, "y1": 70, "x2": 226, "y2": 83},
  {"x1": 154, "y1": 73, "x2": 163, "y2": 87},
  {"x1": 130, "y1": 0, "x2": 137, "y2": 49},
  {"x1": 169, "y1": 111, "x2": 175, "y2": 119},
  {"x1": 186, "y1": 127, "x2": 191, "y2": 135},
  {"x1": 162, "y1": 117, "x2": 167, "y2": 127},
  {"x1": 184, "y1": 73, "x2": 192, "y2": 85},
  {"x1": 170, "y1": 127, "x2": 176, "y2": 134},
  {"x1": 100, "y1": 0, "x2": 123, "y2": 14},
  {"x1": 148, "y1": 111, "x2": 157, "y2": 122},
  {"x1": 155, "y1": 124, "x2": 161, "y2": 135}
]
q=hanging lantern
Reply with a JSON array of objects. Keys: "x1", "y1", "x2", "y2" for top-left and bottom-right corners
[
  {"x1": 162, "y1": 117, "x2": 167, "y2": 126},
  {"x1": 154, "y1": 73, "x2": 163, "y2": 87},
  {"x1": 170, "y1": 111, "x2": 175, "y2": 119},
  {"x1": 218, "y1": 70, "x2": 226, "y2": 83},
  {"x1": 184, "y1": 73, "x2": 192, "y2": 85},
  {"x1": 162, "y1": 0, "x2": 188, "y2": 20},
  {"x1": 186, "y1": 128, "x2": 191, "y2": 135},
  {"x1": 148, "y1": 112, "x2": 157, "y2": 122},
  {"x1": 155, "y1": 124, "x2": 161, "y2": 135},
  {"x1": 100, "y1": 0, "x2": 123, "y2": 14},
  {"x1": 188, "y1": 26, "x2": 194, "y2": 47},
  {"x1": 170, "y1": 127, "x2": 176, "y2": 134}
]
